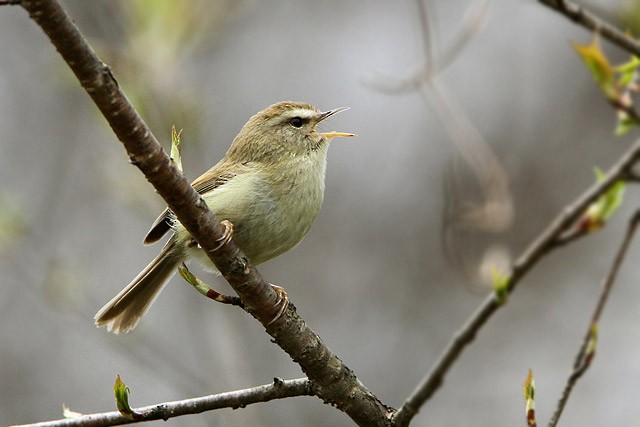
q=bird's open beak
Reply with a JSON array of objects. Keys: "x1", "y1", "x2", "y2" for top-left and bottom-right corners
[
  {"x1": 317, "y1": 107, "x2": 355, "y2": 139},
  {"x1": 320, "y1": 130, "x2": 355, "y2": 139}
]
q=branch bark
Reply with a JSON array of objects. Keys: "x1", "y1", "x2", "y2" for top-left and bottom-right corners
[
  {"x1": 393, "y1": 140, "x2": 640, "y2": 426},
  {"x1": 11, "y1": 378, "x2": 312, "y2": 427},
  {"x1": 18, "y1": 0, "x2": 391, "y2": 425}
]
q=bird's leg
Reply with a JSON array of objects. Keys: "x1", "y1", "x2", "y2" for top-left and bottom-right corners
[
  {"x1": 184, "y1": 218, "x2": 288, "y2": 323},
  {"x1": 178, "y1": 263, "x2": 244, "y2": 308},
  {"x1": 266, "y1": 284, "x2": 289, "y2": 325}
]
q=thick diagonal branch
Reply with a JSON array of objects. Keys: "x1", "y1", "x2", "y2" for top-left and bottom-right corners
[{"x1": 18, "y1": 1, "x2": 390, "y2": 425}]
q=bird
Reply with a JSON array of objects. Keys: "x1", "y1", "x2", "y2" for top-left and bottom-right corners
[{"x1": 95, "y1": 101, "x2": 353, "y2": 334}]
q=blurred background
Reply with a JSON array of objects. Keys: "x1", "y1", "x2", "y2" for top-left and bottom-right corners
[{"x1": 2, "y1": 0, "x2": 640, "y2": 425}]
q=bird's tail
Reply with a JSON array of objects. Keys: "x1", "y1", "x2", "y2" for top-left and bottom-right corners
[{"x1": 94, "y1": 240, "x2": 181, "y2": 334}]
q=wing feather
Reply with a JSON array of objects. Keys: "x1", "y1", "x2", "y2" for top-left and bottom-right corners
[{"x1": 142, "y1": 163, "x2": 239, "y2": 244}]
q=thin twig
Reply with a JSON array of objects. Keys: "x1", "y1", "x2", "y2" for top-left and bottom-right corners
[
  {"x1": 393, "y1": 139, "x2": 640, "y2": 426},
  {"x1": 539, "y1": 0, "x2": 640, "y2": 57},
  {"x1": 365, "y1": 0, "x2": 488, "y2": 92},
  {"x1": 179, "y1": 262, "x2": 245, "y2": 307},
  {"x1": 553, "y1": 227, "x2": 587, "y2": 247},
  {"x1": 10, "y1": 378, "x2": 313, "y2": 427},
  {"x1": 18, "y1": 1, "x2": 391, "y2": 425},
  {"x1": 410, "y1": 0, "x2": 514, "y2": 280},
  {"x1": 547, "y1": 210, "x2": 640, "y2": 427}
]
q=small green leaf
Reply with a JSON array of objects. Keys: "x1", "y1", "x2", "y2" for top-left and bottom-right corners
[
  {"x1": 615, "y1": 55, "x2": 640, "y2": 88},
  {"x1": 522, "y1": 369, "x2": 535, "y2": 402},
  {"x1": 178, "y1": 263, "x2": 196, "y2": 285},
  {"x1": 574, "y1": 38, "x2": 640, "y2": 134},
  {"x1": 114, "y1": 375, "x2": 137, "y2": 420},
  {"x1": 491, "y1": 266, "x2": 510, "y2": 305},
  {"x1": 614, "y1": 113, "x2": 640, "y2": 136},
  {"x1": 573, "y1": 36, "x2": 617, "y2": 99},
  {"x1": 170, "y1": 125, "x2": 184, "y2": 173},
  {"x1": 613, "y1": 56, "x2": 639, "y2": 135},
  {"x1": 582, "y1": 168, "x2": 625, "y2": 231},
  {"x1": 522, "y1": 369, "x2": 536, "y2": 427},
  {"x1": 178, "y1": 262, "x2": 210, "y2": 297}
]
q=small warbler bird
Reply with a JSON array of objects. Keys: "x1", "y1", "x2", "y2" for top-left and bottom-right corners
[{"x1": 95, "y1": 101, "x2": 353, "y2": 334}]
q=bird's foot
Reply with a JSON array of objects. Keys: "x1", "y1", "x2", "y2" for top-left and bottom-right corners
[
  {"x1": 211, "y1": 219, "x2": 234, "y2": 252},
  {"x1": 266, "y1": 284, "x2": 289, "y2": 325}
]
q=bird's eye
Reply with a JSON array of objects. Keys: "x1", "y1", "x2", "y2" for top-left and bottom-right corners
[{"x1": 290, "y1": 117, "x2": 303, "y2": 128}]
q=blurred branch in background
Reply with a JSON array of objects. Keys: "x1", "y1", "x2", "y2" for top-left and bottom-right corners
[
  {"x1": 367, "y1": 0, "x2": 514, "y2": 288},
  {"x1": 393, "y1": 25, "x2": 640, "y2": 420},
  {"x1": 387, "y1": 2, "x2": 640, "y2": 425},
  {"x1": 393, "y1": 136, "x2": 640, "y2": 425}
]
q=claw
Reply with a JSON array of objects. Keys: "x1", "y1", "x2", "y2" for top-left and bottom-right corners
[
  {"x1": 211, "y1": 219, "x2": 234, "y2": 252},
  {"x1": 266, "y1": 284, "x2": 289, "y2": 325}
]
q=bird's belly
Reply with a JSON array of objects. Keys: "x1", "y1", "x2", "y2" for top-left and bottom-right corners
[
  {"x1": 180, "y1": 176, "x2": 323, "y2": 268},
  {"x1": 233, "y1": 190, "x2": 322, "y2": 264}
]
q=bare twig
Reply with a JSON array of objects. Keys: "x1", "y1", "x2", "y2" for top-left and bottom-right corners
[
  {"x1": 547, "y1": 210, "x2": 640, "y2": 427},
  {"x1": 10, "y1": 378, "x2": 312, "y2": 427},
  {"x1": 18, "y1": 1, "x2": 391, "y2": 425},
  {"x1": 179, "y1": 262, "x2": 245, "y2": 307},
  {"x1": 539, "y1": 0, "x2": 640, "y2": 57},
  {"x1": 393, "y1": 138, "x2": 640, "y2": 426},
  {"x1": 553, "y1": 227, "x2": 587, "y2": 247},
  {"x1": 365, "y1": 0, "x2": 488, "y2": 92}
]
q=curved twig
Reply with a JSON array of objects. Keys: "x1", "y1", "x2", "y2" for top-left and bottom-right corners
[{"x1": 10, "y1": 378, "x2": 312, "y2": 427}]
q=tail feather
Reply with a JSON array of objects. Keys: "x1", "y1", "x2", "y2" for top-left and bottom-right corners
[{"x1": 95, "y1": 240, "x2": 181, "y2": 334}]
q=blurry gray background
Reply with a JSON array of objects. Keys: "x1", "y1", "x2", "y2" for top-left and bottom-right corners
[{"x1": 2, "y1": 0, "x2": 640, "y2": 426}]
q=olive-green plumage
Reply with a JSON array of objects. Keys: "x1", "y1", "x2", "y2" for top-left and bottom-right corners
[{"x1": 94, "y1": 101, "x2": 352, "y2": 333}]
